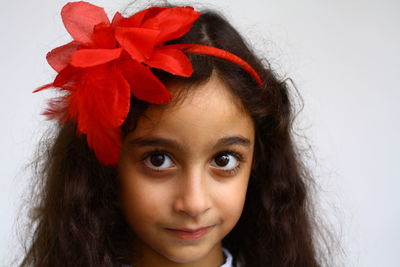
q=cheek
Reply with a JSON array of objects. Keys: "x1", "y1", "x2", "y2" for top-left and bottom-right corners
[
  {"x1": 119, "y1": 173, "x2": 169, "y2": 226},
  {"x1": 215, "y1": 175, "x2": 249, "y2": 227}
]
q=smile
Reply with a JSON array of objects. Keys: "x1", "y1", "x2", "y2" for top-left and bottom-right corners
[{"x1": 165, "y1": 225, "x2": 215, "y2": 240}]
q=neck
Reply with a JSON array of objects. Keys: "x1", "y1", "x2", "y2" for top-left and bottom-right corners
[{"x1": 130, "y1": 240, "x2": 225, "y2": 267}]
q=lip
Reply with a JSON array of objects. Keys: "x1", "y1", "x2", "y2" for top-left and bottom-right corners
[{"x1": 165, "y1": 225, "x2": 214, "y2": 240}]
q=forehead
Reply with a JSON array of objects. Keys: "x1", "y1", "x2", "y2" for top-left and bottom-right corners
[
  {"x1": 125, "y1": 75, "x2": 255, "y2": 149},
  {"x1": 165, "y1": 74, "x2": 247, "y2": 114}
]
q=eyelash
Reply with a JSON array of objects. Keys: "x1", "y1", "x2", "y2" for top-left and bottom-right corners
[{"x1": 141, "y1": 149, "x2": 245, "y2": 175}]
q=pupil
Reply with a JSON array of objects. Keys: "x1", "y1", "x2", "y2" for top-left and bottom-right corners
[
  {"x1": 215, "y1": 154, "x2": 230, "y2": 167},
  {"x1": 150, "y1": 154, "x2": 165, "y2": 167}
]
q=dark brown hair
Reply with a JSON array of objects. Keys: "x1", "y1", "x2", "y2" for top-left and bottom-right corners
[{"x1": 20, "y1": 6, "x2": 329, "y2": 267}]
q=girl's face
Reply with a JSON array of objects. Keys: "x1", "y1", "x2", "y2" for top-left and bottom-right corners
[{"x1": 118, "y1": 75, "x2": 255, "y2": 266}]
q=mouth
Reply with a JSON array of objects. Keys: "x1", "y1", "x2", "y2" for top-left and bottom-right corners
[{"x1": 165, "y1": 225, "x2": 215, "y2": 240}]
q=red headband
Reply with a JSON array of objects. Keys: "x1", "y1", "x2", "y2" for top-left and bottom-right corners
[{"x1": 35, "y1": 1, "x2": 262, "y2": 165}]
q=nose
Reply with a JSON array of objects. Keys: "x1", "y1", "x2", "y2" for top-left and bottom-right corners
[{"x1": 173, "y1": 169, "x2": 211, "y2": 217}]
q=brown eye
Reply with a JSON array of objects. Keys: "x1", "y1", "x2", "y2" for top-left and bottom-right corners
[
  {"x1": 150, "y1": 154, "x2": 165, "y2": 167},
  {"x1": 211, "y1": 153, "x2": 239, "y2": 170},
  {"x1": 214, "y1": 154, "x2": 230, "y2": 167},
  {"x1": 144, "y1": 152, "x2": 174, "y2": 169}
]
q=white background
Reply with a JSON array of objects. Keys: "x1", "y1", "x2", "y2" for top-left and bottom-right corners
[{"x1": 1, "y1": 0, "x2": 399, "y2": 266}]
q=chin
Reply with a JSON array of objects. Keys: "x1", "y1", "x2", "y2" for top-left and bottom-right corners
[{"x1": 160, "y1": 246, "x2": 210, "y2": 264}]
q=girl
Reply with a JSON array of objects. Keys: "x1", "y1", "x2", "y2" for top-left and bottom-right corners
[{"x1": 21, "y1": 1, "x2": 328, "y2": 266}]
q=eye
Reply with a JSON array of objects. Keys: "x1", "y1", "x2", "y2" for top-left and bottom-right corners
[
  {"x1": 210, "y1": 152, "x2": 240, "y2": 170},
  {"x1": 143, "y1": 152, "x2": 175, "y2": 170}
]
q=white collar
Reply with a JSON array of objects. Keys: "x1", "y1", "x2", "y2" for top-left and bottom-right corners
[{"x1": 221, "y1": 247, "x2": 233, "y2": 267}]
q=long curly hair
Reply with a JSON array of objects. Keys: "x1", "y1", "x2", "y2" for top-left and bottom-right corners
[{"x1": 20, "y1": 6, "x2": 329, "y2": 267}]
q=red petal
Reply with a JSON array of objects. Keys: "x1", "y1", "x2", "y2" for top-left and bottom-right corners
[
  {"x1": 143, "y1": 7, "x2": 200, "y2": 44},
  {"x1": 111, "y1": 12, "x2": 124, "y2": 27},
  {"x1": 113, "y1": 7, "x2": 167, "y2": 28},
  {"x1": 146, "y1": 48, "x2": 193, "y2": 77},
  {"x1": 61, "y1": 1, "x2": 110, "y2": 44},
  {"x1": 70, "y1": 48, "x2": 122, "y2": 67},
  {"x1": 118, "y1": 60, "x2": 171, "y2": 104},
  {"x1": 46, "y1": 41, "x2": 80, "y2": 72},
  {"x1": 91, "y1": 23, "x2": 116, "y2": 48},
  {"x1": 115, "y1": 27, "x2": 159, "y2": 62}
]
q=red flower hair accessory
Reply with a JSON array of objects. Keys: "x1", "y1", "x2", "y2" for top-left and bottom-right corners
[{"x1": 35, "y1": 1, "x2": 262, "y2": 165}]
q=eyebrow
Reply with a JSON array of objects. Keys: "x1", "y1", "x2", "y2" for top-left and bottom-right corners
[
  {"x1": 215, "y1": 136, "x2": 251, "y2": 147},
  {"x1": 128, "y1": 136, "x2": 251, "y2": 150},
  {"x1": 128, "y1": 137, "x2": 183, "y2": 150}
]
